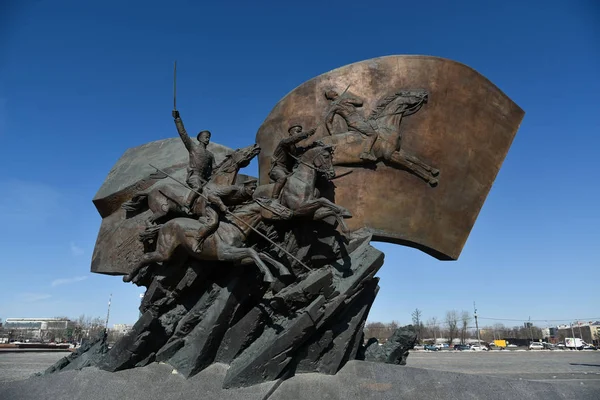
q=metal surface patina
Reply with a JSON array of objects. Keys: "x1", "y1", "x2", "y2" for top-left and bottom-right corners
[
  {"x1": 256, "y1": 55, "x2": 524, "y2": 260},
  {"x1": 72, "y1": 56, "x2": 523, "y2": 389}
]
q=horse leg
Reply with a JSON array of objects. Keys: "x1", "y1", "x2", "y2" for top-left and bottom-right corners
[
  {"x1": 123, "y1": 252, "x2": 161, "y2": 283},
  {"x1": 123, "y1": 227, "x2": 178, "y2": 283},
  {"x1": 389, "y1": 151, "x2": 439, "y2": 186},
  {"x1": 398, "y1": 149, "x2": 440, "y2": 176},
  {"x1": 147, "y1": 195, "x2": 171, "y2": 225},
  {"x1": 294, "y1": 199, "x2": 351, "y2": 233},
  {"x1": 218, "y1": 246, "x2": 275, "y2": 283},
  {"x1": 293, "y1": 198, "x2": 351, "y2": 219},
  {"x1": 258, "y1": 253, "x2": 291, "y2": 276}
]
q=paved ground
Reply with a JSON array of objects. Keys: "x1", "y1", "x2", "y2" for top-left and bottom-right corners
[
  {"x1": 0, "y1": 352, "x2": 67, "y2": 383},
  {"x1": 408, "y1": 350, "x2": 600, "y2": 388},
  {"x1": 1, "y1": 350, "x2": 600, "y2": 388}
]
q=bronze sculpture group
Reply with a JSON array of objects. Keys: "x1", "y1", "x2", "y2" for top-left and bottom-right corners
[
  {"x1": 84, "y1": 77, "x2": 443, "y2": 388},
  {"x1": 44, "y1": 56, "x2": 524, "y2": 389},
  {"x1": 122, "y1": 85, "x2": 434, "y2": 286}
]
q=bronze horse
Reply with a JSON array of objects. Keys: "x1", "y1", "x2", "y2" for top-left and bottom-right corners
[
  {"x1": 319, "y1": 89, "x2": 439, "y2": 186},
  {"x1": 124, "y1": 145, "x2": 349, "y2": 285},
  {"x1": 122, "y1": 144, "x2": 261, "y2": 224},
  {"x1": 123, "y1": 199, "x2": 293, "y2": 284},
  {"x1": 254, "y1": 145, "x2": 352, "y2": 228}
]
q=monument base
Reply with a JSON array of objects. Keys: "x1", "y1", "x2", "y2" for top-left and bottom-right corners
[{"x1": 2, "y1": 360, "x2": 598, "y2": 400}]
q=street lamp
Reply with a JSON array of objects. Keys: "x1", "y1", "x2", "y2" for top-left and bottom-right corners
[{"x1": 474, "y1": 302, "x2": 481, "y2": 345}]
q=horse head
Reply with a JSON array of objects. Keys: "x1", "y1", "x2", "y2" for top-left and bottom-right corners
[
  {"x1": 215, "y1": 144, "x2": 261, "y2": 175},
  {"x1": 301, "y1": 144, "x2": 336, "y2": 180},
  {"x1": 392, "y1": 89, "x2": 428, "y2": 117},
  {"x1": 371, "y1": 89, "x2": 429, "y2": 121}
]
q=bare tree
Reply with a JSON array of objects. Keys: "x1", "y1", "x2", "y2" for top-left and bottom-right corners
[
  {"x1": 72, "y1": 314, "x2": 105, "y2": 342},
  {"x1": 364, "y1": 322, "x2": 387, "y2": 342},
  {"x1": 445, "y1": 310, "x2": 459, "y2": 345},
  {"x1": 427, "y1": 317, "x2": 439, "y2": 343},
  {"x1": 460, "y1": 311, "x2": 471, "y2": 344},
  {"x1": 364, "y1": 321, "x2": 403, "y2": 343}
]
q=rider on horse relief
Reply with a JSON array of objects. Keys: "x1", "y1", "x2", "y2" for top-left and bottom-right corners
[
  {"x1": 324, "y1": 88, "x2": 379, "y2": 162},
  {"x1": 173, "y1": 109, "x2": 226, "y2": 252},
  {"x1": 269, "y1": 124, "x2": 317, "y2": 199}
]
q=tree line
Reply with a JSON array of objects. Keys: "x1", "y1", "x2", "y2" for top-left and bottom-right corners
[{"x1": 364, "y1": 309, "x2": 544, "y2": 344}]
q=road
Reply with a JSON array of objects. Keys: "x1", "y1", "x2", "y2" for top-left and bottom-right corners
[
  {"x1": 1, "y1": 350, "x2": 599, "y2": 388},
  {"x1": 408, "y1": 350, "x2": 600, "y2": 388}
]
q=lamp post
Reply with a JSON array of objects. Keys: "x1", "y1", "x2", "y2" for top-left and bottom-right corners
[{"x1": 474, "y1": 302, "x2": 481, "y2": 345}]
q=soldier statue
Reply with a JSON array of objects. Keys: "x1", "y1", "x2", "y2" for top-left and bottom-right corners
[
  {"x1": 172, "y1": 110, "x2": 215, "y2": 213},
  {"x1": 173, "y1": 109, "x2": 226, "y2": 251},
  {"x1": 269, "y1": 125, "x2": 317, "y2": 198}
]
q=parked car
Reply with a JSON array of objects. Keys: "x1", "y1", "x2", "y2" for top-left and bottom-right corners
[
  {"x1": 453, "y1": 344, "x2": 471, "y2": 351},
  {"x1": 424, "y1": 344, "x2": 438, "y2": 351},
  {"x1": 470, "y1": 345, "x2": 489, "y2": 351},
  {"x1": 436, "y1": 343, "x2": 450, "y2": 350},
  {"x1": 529, "y1": 342, "x2": 544, "y2": 350},
  {"x1": 413, "y1": 344, "x2": 425, "y2": 350}
]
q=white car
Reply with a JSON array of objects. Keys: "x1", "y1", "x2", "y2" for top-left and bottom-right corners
[
  {"x1": 529, "y1": 342, "x2": 544, "y2": 350},
  {"x1": 470, "y1": 345, "x2": 489, "y2": 351}
]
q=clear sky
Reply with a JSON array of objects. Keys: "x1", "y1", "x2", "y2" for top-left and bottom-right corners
[{"x1": 0, "y1": 0, "x2": 598, "y2": 329}]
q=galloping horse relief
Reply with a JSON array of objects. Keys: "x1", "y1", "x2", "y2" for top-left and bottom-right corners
[{"x1": 319, "y1": 87, "x2": 440, "y2": 186}]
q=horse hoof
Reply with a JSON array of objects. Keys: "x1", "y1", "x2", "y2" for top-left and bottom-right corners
[
  {"x1": 431, "y1": 168, "x2": 440, "y2": 177},
  {"x1": 263, "y1": 275, "x2": 275, "y2": 284},
  {"x1": 123, "y1": 275, "x2": 132, "y2": 283}
]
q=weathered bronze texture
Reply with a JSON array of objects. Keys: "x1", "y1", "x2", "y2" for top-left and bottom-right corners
[
  {"x1": 256, "y1": 55, "x2": 524, "y2": 260},
  {"x1": 77, "y1": 56, "x2": 524, "y2": 389},
  {"x1": 91, "y1": 138, "x2": 254, "y2": 275}
]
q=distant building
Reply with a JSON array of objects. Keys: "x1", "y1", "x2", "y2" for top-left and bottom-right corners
[
  {"x1": 4, "y1": 318, "x2": 75, "y2": 341},
  {"x1": 112, "y1": 324, "x2": 133, "y2": 335},
  {"x1": 556, "y1": 321, "x2": 600, "y2": 345}
]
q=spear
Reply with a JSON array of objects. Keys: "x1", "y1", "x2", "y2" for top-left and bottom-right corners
[
  {"x1": 173, "y1": 60, "x2": 177, "y2": 111},
  {"x1": 148, "y1": 164, "x2": 312, "y2": 272}
]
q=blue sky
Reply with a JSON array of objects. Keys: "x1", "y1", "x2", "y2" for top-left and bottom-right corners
[{"x1": 0, "y1": 0, "x2": 598, "y2": 329}]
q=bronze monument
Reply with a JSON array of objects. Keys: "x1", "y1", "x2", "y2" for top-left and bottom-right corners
[{"x1": 46, "y1": 55, "x2": 524, "y2": 389}]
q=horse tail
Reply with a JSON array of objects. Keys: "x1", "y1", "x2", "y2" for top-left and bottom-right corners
[
  {"x1": 139, "y1": 224, "x2": 161, "y2": 244},
  {"x1": 122, "y1": 193, "x2": 149, "y2": 212}
]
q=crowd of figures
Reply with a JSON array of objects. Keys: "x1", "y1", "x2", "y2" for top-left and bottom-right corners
[
  {"x1": 122, "y1": 107, "x2": 352, "y2": 286},
  {"x1": 122, "y1": 85, "x2": 438, "y2": 287}
]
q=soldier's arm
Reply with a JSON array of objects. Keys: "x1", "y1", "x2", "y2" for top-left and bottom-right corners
[
  {"x1": 288, "y1": 128, "x2": 315, "y2": 145},
  {"x1": 173, "y1": 111, "x2": 194, "y2": 151},
  {"x1": 207, "y1": 192, "x2": 228, "y2": 212}
]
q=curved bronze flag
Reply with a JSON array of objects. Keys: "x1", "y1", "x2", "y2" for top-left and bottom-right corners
[{"x1": 256, "y1": 55, "x2": 524, "y2": 260}]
